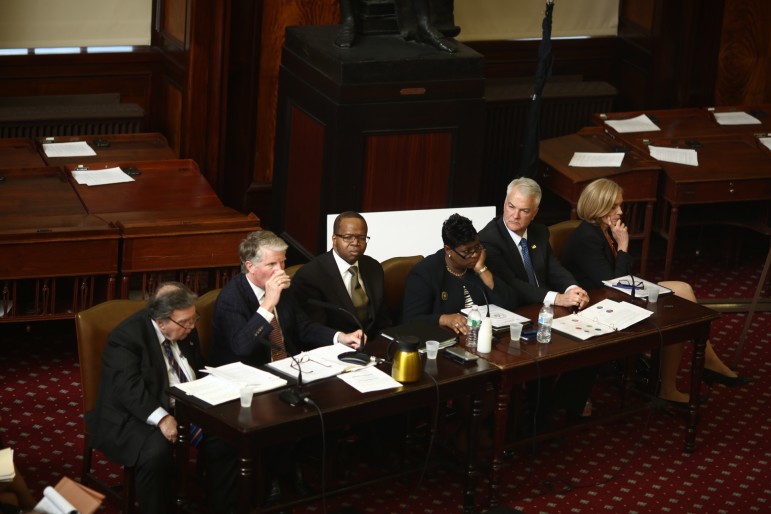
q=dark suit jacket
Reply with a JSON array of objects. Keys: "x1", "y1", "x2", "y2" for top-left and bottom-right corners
[
  {"x1": 291, "y1": 251, "x2": 392, "y2": 338},
  {"x1": 561, "y1": 220, "x2": 635, "y2": 290},
  {"x1": 208, "y1": 273, "x2": 337, "y2": 368},
  {"x1": 479, "y1": 217, "x2": 577, "y2": 305},
  {"x1": 401, "y1": 250, "x2": 519, "y2": 324},
  {"x1": 85, "y1": 309, "x2": 204, "y2": 467}
]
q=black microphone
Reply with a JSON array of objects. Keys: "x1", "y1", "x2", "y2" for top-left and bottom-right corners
[
  {"x1": 306, "y1": 298, "x2": 370, "y2": 366},
  {"x1": 255, "y1": 334, "x2": 310, "y2": 406}
]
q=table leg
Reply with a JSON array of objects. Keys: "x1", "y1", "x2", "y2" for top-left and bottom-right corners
[
  {"x1": 664, "y1": 205, "x2": 679, "y2": 280},
  {"x1": 174, "y1": 417, "x2": 190, "y2": 512},
  {"x1": 685, "y1": 335, "x2": 706, "y2": 453},
  {"x1": 238, "y1": 451, "x2": 255, "y2": 513},
  {"x1": 463, "y1": 388, "x2": 483, "y2": 514},
  {"x1": 489, "y1": 373, "x2": 514, "y2": 508}
]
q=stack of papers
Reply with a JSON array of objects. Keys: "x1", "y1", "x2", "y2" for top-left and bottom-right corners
[
  {"x1": 605, "y1": 114, "x2": 661, "y2": 133},
  {"x1": 175, "y1": 361, "x2": 287, "y2": 405},
  {"x1": 713, "y1": 111, "x2": 761, "y2": 125},
  {"x1": 551, "y1": 299, "x2": 653, "y2": 340},
  {"x1": 602, "y1": 277, "x2": 672, "y2": 299},
  {"x1": 42, "y1": 141, "x2": 96, "y2": 158},
  {"x1": 461, "y1": 304, "x2": 531, "y2": 330},
  {"x1": 267, "y1": 343, "x2": 363, "y2": 383},
  {"x1": 568, "y1": 152, "x2": 625, "y2": 168},
  {"x1": 649, "y1": 145, "x2": 699, "y2": 166}
]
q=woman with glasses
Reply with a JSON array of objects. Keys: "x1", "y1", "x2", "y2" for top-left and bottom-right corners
[
  {"x1": 562, "y1": 178, "x2": 755, "y2": 405},
  {"x1": 402, "y1": 213, "x2": 521, "y2": 334}
]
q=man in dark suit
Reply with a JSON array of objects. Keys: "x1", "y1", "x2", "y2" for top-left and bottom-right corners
[
  {"x1": 208, "y1": 230, "x2": 362, "y2": 369},
  {"x1": 85, "y1": 283, "x2": 236, "y2": 514},
  {"x1": 479, "y1": 177, "x2": 593, "y2": 426},
  {"x1": 292, "y1": 211, "x2": 392, "y2": 339},
  {"x1": 479, "y1": 177, "x2": 590, "y2": 310}
]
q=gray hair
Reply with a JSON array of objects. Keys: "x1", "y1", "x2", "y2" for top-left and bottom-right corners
[
  {"x1": 239, "y1": 230, "x2": 288, "y2": 273},
  {"x1": 506, "y1": 177, "x2": 542, "y2": 207},
  {"x1": 147, "y1": 282, "x2": 197, "y2": 321}
]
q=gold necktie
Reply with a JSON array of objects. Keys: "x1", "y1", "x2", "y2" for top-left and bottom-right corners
[
  {"x1": 349, "y1": 266, "x2": 369, "y2": 324},
  {"x1": 269, "y1": 313, "x2": 287, "y2": 361}
]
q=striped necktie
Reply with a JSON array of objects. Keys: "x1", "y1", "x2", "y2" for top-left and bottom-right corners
[
  {"x1": 269, "y1": 313, "x2": 288, "y2": 361},
  {"x1": 161, "y1": 340, "x2": 203, "y2": 447}
]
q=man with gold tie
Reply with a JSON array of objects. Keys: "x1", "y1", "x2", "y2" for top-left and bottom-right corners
[{"x1": 292, "y1": 211, "x2": 392, "y2": 339}]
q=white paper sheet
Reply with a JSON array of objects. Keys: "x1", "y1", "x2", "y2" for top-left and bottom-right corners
[
  {"x1": 461, "y1": 304, "x2": 530, "y2": 329},
  {"x1": 649, "y1": 145, "x2": 699, "y2": 166},
  {"x1": 337, "y1": 365, "x2": 402, "y2": 393},
  {"x1": 605, "y1": 114, "x2": 661, "y2": 133},
  {"x1": 713, "y1": 111, "x2": 761, "y2": 125},
  {"x1": 568, "y1": 152, "x2": 625, "y2": 167},
  {"x1": 35, "y1": 486, "x2": 78, "y2": 514},
  {"x1": 71, "y1": 167, "x2": 135, "y2": 186},
  {"x1": 42, "y1": 141, "x2": 96, "y2": 158},
  {"x1": 602, "y1": 277, "x2": 672, "y2": 299},
  {"x1": 760, "y1": 137, "x2": 771, "y2": 152},
  {"x1": 267, "y1": 344, "x2": 362, "y2": 383},
  {"x1": 551, "y1": 299, "x2": 652, "y2": 340},
  {"x1": 174, "y1": 362, "x2": 287, "y2": 406}
]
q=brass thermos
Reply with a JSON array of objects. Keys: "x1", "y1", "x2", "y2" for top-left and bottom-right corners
[{"x1": 390, "y1": 335, "x2": 422, "y2": 383}]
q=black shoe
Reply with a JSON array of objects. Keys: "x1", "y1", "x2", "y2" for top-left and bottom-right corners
[
  {"x1": 702, "y1": 369, "x2": 757, "y2": 387},
  {"x1": 265, "y1": 479, "x2": 282, "y2": 505}
]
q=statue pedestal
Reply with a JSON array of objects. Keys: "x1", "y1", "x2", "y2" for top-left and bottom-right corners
[{"x1": 273, "y1": 25, "x2": 485, "y2": 255}]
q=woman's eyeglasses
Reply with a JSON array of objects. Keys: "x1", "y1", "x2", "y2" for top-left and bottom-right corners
[{"x1": 452, "y1": 244, "x2": 483, "y2": 260}]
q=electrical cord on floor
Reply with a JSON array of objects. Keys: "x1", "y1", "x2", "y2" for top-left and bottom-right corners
[
  {"x1": 410, "y1": 371, "x2": 441, "y2": 500},
  {"x1": 303, "y1": 397, "x2": 328, "y2": 514}
]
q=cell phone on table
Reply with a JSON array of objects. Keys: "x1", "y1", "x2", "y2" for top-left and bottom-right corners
[
  {"x1": 444, "y1": 346, "x2": 479, "y2": 365},
  {"x1": 521, "y1": 328, "x2": 538, "y2": 342}
]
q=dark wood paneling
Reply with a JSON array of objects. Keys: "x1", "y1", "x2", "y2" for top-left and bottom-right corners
[
  {"x1": 283, "y1": 106, "x2": 326, "y2": 252},
  {"x1": 361, "y1": 132, "x2": 453, "y2": 212}
]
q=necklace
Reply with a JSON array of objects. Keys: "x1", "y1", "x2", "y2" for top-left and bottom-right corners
[{"x1": 445, "y1": 264, "x2": 467, "y2": 277}]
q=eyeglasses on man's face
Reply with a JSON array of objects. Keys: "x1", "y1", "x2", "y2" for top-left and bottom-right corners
[
  {"x1": 335, "y1": 234, "x2": 371, "y2": 244},
  {"x1": 168, "y1": 314, "x2": 201, "y2": 329},
  {"x1": 452, "y1": 243, "x2": 483, "y2": 260}
]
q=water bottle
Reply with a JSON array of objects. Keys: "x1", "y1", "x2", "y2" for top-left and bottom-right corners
[
  {"x1": 536, "y1": 300, "x2": 553, "y2": 343},
  {"x1": 466, "y1": 305, "x2": 482, "y2": 350}
]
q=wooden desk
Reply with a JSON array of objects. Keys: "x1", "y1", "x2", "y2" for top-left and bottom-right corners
[
  {"x1": 36, "y1": 132, "x2": 176, "y2": 166},
  {"x1": 0, "y1": 167, "x2": 119, "y2": 321},
  {"x1": 170, "y1": 339, "x2": 498, "y2": 514},
  {"x1": 539, "y1": 126, "x2": 661, "y2": 275},
  {"x1": 64, "y1": 159, "x2": 260, "y2": 298},
  {"x1": 593, "y1": 106, "x2": 771, "y2": 277},
  {"x1": 476, "y1": 288, "x2": 719, "y2": 508},
  {"x1": 0, "y1": 138, "x2": 46, "y2": 169}
]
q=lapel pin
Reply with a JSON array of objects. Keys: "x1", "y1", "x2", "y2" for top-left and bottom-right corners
[{"x1": 531, "y1": 244, "x2": 537, "y2": 250}]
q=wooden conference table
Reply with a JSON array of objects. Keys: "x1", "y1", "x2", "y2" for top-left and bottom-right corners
[
  {"x1": 476, "y1": 287, "x2": 719, "y2": 508},
  {"x1": 170, "y1": 338, "x2": 498, "y2": 514}
]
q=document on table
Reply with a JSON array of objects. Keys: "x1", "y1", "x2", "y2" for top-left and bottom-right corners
[
  {"x1": 568, "y1": 152, "x2": 625, "y2": 167},
  {"x1": 602, "y1": 277, "x2": 672, "y2": 299},
  {"x1": 42, "y1": 140, "x2": 96, "y2": 158},
  {"x1": 337, "y1": 365, "x2": 402, "y2": 393},
  {"x1": 713, "y1": 111, "x2": 761, "y2": 125},
  {"x1": 649, "y1": 145, "x2": 698, "y2": 166},
  {"x1": 267, "y1": 343, "x2": 364, "y2": 383},
  {"x1": 760, "y1": 137, "x2": 771, "y2": 152},
  {"x1": 551, "y1": 299, "x2": 652, "y2": 340},
  {"x1": 71, "y1": 166, "x2": 135, "y2": 186},
  {"x1": 175, "y1": 361, "x2": 287, "y2": 405},
  {"x1": 461, "y1": 304, "x2": 530, "y2": 329},
  {"x1": 605, "y1": 114, "x2": 661, "y2": 133}
]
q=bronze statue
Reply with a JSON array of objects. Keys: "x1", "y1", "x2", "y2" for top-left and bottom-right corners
[{"x1": 336, "y1": 0, "x2": 459, "y2": 53}]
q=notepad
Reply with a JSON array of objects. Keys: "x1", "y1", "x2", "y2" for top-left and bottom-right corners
[
  {"x1": 602, "y1": 277, "x2": 672, "y2": 299},
  {"x1": 460, "y1": 304, "x2": 531, "y2": 330}
]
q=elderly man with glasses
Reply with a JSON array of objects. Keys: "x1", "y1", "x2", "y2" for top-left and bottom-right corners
[
  {"x1": 86, "y1": 282, "x2": 237, "y2": 514},
  {"x1": 292, "y1": 211, "x2": 392, "y2": 338}
]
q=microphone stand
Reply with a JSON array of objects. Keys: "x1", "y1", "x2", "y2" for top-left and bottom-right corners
[
  {"x1": 307, "y1": 298, "x2": 371, "y2": 365},
  {"x1": 256, "y1": 335, "x2": 310, "y2": 406}
]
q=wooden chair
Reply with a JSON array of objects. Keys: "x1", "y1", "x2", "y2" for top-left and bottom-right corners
[
  {"x1": 195, "y1": 288, "x2": 221, "y2": 359},
  {"x1": 381, "y1": 255, "x2": 424, "y2": 323},
  {"x1": 548, "y1": 219, "x2": 581, "y2": 260},
  {"x1": 75, "y1": 299, "x2": 145, "y2": 514}
]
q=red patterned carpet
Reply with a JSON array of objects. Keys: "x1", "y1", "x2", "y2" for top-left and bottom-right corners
[{"x1": 1, "y1": 233, "x2": 769, "y2": 514}]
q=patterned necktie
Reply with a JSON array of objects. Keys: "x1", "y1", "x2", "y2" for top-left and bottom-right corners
[
  {"x1": 349, "y1": 266, "x2": 370, "y2": 324},
  {"x1": 269, "y1": 313, "x2": 288, "y2": 361},
  {"x1": 519, "y1": 238, "x2": 538, "y2": 286},
  {"x1": 161, "y1": 340, "x2": 203, "y2": 447}
]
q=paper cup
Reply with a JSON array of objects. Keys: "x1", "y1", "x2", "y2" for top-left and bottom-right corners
[
  {"x1": 509, "y1": 323, "x2": 524, "y2": 341},
  {"x1": 648, "y1": 287, "x2": 660, "y2": 303},
  {"x1": 425, "y1": 340, "x2": 440, "y2": 359},
  {"x1": 240, "y1": 387, "x2": 253, "y2": 407}
]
